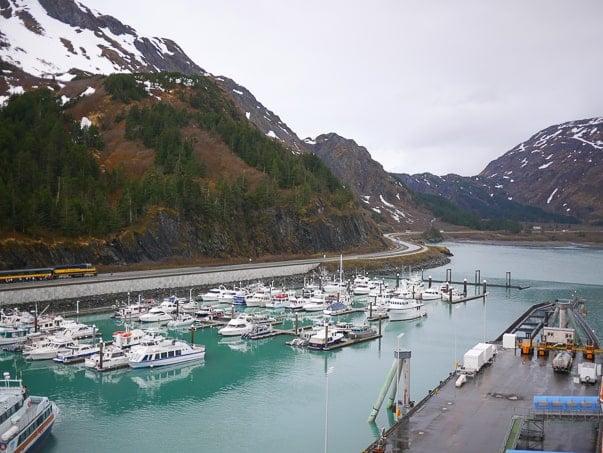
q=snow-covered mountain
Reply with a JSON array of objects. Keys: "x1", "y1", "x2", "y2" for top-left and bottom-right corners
[
  {"x1": 397, "y1": 118, "x2": 603, "y2": 225},
  {"x1": 0, "y1": 0, "x2": 202, "y2": 81},
  {"x1": 480, "y1": 118, "x2": 603, "y2": 223}
]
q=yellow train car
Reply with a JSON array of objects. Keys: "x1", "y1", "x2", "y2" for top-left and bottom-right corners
[
  {"x1": 0, "y1": 268, "x2": 54, "y2": 283},
  {"x1": 52, "y1": 263, "x2": 98, "y2": 278}
]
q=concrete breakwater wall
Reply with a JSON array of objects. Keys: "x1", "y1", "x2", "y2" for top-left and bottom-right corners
[{"x1": 0, "y1": 263, "x2": 320, "y2": 308}]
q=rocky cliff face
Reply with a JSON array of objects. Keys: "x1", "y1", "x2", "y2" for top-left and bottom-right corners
[
  {"x1": 0, "y1": 207, "x2": 385, "y2": 269},
  {"x1": 307, "y1": 133, "x2": 433, "y2": 230}
]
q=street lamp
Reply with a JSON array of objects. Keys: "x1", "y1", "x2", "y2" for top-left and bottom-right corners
[
  {"x1": 396, "y1": 332, "x2": 405, "y2": 417},
  {"x1": 324, "y1": 366, "x2": 334, "y2": 453}
]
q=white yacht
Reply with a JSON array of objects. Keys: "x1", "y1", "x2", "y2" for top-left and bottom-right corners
[
  {"x1": 54, "y1": 342, "x2": 100, "y2": 364},
  {"x1": 421, "y1": 287, "x2": 442, "y2": 300},
  {"x1": 139, "y1": 310, "x2": 173, "y2": 323},
  {"x1": 218, "y1": 315, "x2": 253, "y2": 336},
  {"x1": 386, "y1": 297, "x2": 426, "y2": 321},
  {"x1": 85, "y1": 344, "x2": 130, "y2": 371},
  {"x1": 25, "y1": 336, "x2": 77, "y2": 360},
  {"x1": 128, "y1": 339, "x2": 206, "y2": 369},
  {"x1": 166, "y1": 313, "x2": 195, "y2": 328},
  {"x1": 245, "y1": 292, "x2": 271, "y2": 308}
]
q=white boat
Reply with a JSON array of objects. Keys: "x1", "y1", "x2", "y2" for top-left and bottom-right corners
[
  {"x1": 241, "y1": 324, "x2": 274, "y2": 340},
  {"x1": 200, "y1": 285, "x2": 237, "y2": 304},
  {"x1": 352, "y1": 275, "x2": 371, "y2": 295},
  {"x1": 112, "y1": 302, "x2": 150, "y2": 321},
  {"x1": 284, "y1": 297, "x2": 305, "y2": 311},
  {"x1": 167, "y1": 314, "x2": 195, "y2": 328},
  {"x1": 218, "y1": 315, "x2": 253, "y2": 336},
  {"x1": 0, "y1": 326, "x2": 30, "y2": 346},
  {"x1": 386, "y1": 297, "x2": 427, "y2": 321},
  {"x1": 128, "y1": 339, "x2": 206, "y2": 369},
  {"x1": 420, "y1": 287, "x2": 442, "y2": 300},
  {"x1": 307, "y1": 327, "x2": 345, "y2": 350},
  {"x1": 368, "y1": 279, "x2": 389, "y2": 297},
  {"x1": 85, "y1": 344, "x2": 130, "y2": 371},
  {"x1": 195, "y1": 306, "x2": 225, "y2": 319},
  {"x1": 178, "y1": 289, "x2": 200, "y2": 313},
  {"x1": 0, "y1": 372, "x2": 57, "y2": 452},
  {"x1": 0, "y1": 309, "x2": 35, "y2": 328},
  {"x1": 323, "y1": 301, "x2": 352, "y2": 316},
  {"x1": 139, "y1": 310, "x2": 173, "y2": 323},
  {"x1": 59, "y1": 321, "x2": 99, "y2": 339},
  {"x1": 245, "y1": 292, "x2": 271, "y2": 308},
  {"x1": 266, "y1": 290, "x2": 296, "y2": 309},
  {"x1": 32, "y1": 314, "x2": 70, "y2": 333},
  {"x1": 302, "y1": 292, "x2": 335, "y2": 312},
  {"x1": 112, "y1": 328, "x2": 148, "y2": 349},
  {"x1": 54, "y1": 342, "x2": 100, "y2": 364},
  {"x1": 25, "y1": 336, "x2": 78, "y2": 360},
  {"x1": 441, "y1": 287, "x2": 465, "y2": 302}
]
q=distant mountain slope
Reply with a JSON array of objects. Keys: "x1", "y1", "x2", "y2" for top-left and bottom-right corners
[
  {"x1": 307, "y1": 133, "x2": 434, "y2": 230},
  {"x1": 396, "y1": 118, "x2": 602, "y2": 225},
  {"x1": 479, "y1": 118, "x2": 603, "y2": 225}
]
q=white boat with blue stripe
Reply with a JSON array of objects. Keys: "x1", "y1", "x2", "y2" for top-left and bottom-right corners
[{"x1": 127, "y1": 339, "x2": 205, "y2": 369}]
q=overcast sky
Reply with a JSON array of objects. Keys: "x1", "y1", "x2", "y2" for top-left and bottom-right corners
[{"x1": 85, "y1": 0, "x2": 603, "y2": 176}]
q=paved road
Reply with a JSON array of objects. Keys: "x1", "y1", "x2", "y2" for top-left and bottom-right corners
[{"x1": 1, "y1": 235, "x2": 427, "y2": 292}]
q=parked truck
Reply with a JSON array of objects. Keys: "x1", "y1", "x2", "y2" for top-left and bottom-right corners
[{"x1": 578, "y1": 362, "x2": 599, "y2": 384}]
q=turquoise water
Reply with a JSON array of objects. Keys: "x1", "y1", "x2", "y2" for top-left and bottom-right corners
[{"x1": 6, "y1": 242, "x2": 603, "y2": 452}]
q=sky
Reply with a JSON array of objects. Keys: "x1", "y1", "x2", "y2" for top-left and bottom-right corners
[{"x1": 83, "y1": 0, "x2": 603, "y2": 176}]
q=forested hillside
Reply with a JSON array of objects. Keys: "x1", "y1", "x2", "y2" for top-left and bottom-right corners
[{"x1": 0, "y1": 72, "x2": 383, "y2": 268}]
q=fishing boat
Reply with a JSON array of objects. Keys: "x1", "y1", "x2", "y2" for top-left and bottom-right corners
[
  {"x1": 128, "y1": 339, "x2": 206, "y2": 369},
  {"x1": 84, "y1": 344, "x2": 130, "y2": 372},
  {"x1": 54, "y1": 342, "x2": 100, "y2": 364},
  {"x1": 347, "y1": 324, "x2": 377, "y2": 340},
  {"x1": 386, "y1": 297, "x2": 427, "y2": 321},
  {"x1": 0, "y1": 372, "x2": 57, "y2": 452}
]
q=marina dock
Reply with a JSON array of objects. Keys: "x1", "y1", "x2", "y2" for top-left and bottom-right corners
[{"x1": 364, "y1": 303, "x2": 603, "y2": 453}]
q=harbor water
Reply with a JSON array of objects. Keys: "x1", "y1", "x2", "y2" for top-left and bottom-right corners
[{"x1": 6, "y1": 241, "x2": 603, "y2": 452}]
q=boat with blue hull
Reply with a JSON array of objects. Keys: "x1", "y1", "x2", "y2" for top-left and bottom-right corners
[{"x1": 0, "y1": 372, "x2": 57, "y2": 452}]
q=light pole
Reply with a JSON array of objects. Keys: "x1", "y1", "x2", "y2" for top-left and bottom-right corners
[
  {"x1": 324, "y1": 366, "x2": 334, "y2": 453},
  {"x1": 396, "y1": 332, "x2": 405, "y2": 417}
]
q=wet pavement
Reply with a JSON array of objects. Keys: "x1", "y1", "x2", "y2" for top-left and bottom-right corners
[{"x1": 367, "y1": 345, "x2": 602, "y2": 452}]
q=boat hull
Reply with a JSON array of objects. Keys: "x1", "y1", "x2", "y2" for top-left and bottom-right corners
[{"x1": 128, "y1": 351, "x2": 205, "y2": 369}]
